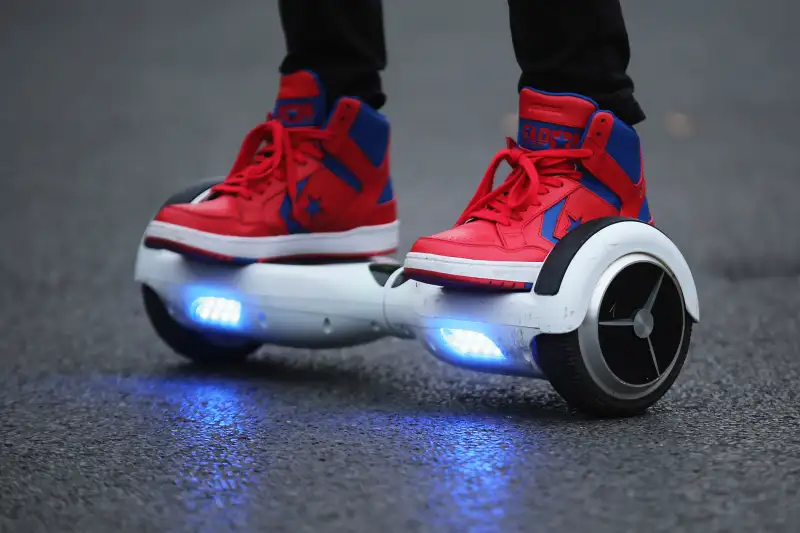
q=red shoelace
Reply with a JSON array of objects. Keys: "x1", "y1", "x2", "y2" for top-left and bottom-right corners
[
  {"x1": 456, "y1": 139, "x2": 593, "y2": 226},
  {"x1": 212, "y1": 117, "x2": 331, "y2": 201}
]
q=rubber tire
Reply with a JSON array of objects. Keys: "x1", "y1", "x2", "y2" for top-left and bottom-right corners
[
  {"x1": 159, "y1": 178, "x2": 222, "y2": 208},
  {"x1": 533, "y1": 315, "x2": 693, "y2": 418}
]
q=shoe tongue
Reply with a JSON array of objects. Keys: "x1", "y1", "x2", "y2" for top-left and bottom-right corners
[
  {"x1": 272, "y1": 71, "x2": 327, "y2": 127},
  {"x1": 517, "y1": 88, "x2": 598, "y2": 151}
]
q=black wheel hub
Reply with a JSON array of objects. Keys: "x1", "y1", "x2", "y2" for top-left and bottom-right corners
[{"x1": 597, "y1": 262, "x2": 685, "y2": 386}]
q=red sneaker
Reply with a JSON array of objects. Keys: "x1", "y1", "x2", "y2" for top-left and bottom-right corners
[
  {"x1": 404, "y1": 88, "x2": 653, "y2": 290},
  {"x1": 144, "y1": 71, "x2": 398, "y2": 262}
]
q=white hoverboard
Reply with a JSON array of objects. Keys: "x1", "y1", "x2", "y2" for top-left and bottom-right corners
[{"x1": 135, "y1": 180, "x2": 700, "y2": 417}]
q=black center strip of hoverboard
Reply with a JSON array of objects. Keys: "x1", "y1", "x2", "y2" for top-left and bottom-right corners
[{"x1": 368, "y1": 263, "x2": 405, "y2": 287}]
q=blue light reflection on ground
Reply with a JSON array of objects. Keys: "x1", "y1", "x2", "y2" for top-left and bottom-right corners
[
  {"x1": 389, "y1": 413, "x2": 536, "y2": 532},
  {"x1": 171, "y1": 383, "x2": 260, "y2": 531},
  {"x1": 426, "y1": 417, "x2": 514, "y2": 528}
]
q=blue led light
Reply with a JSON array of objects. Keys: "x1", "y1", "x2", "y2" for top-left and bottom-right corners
[
  {"x1": 439, "y1": 328, "x2": 504, "y2": 360},
  {"x1": 190, "y1": 296, "x2": 242, "y2": 327}
]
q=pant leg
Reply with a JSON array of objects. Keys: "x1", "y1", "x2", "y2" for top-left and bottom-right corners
[
  {"x1": 278, "y1": 0, "x2": 387, "y2": 111},
  {"x1": 507, "y1": 0, "x2": 645, "y2": 125}
]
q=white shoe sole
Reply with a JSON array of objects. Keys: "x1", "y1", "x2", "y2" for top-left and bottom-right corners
[
  {"x1": 144, "y1": 220, "x2": 400, "y2": 260},
  {"x1": 403, "y1": 252, "x2": 543, "y2": 286}
]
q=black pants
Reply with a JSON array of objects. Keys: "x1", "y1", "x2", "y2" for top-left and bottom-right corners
[{"x1": 278, "y1": 0, "x2": 644, "y2": 125}]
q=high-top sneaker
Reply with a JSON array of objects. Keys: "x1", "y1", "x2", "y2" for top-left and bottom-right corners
[
  {"x1": 144, "y1": 71, "x2": 398, "y2": 262},
  {"x1": 404, "y1": 88, "x2": 652, "y2": 290}
]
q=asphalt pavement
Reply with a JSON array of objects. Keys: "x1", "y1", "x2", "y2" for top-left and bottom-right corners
[{"x1": 1, "y1": 1, "x2": 799, "y2": 532}]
